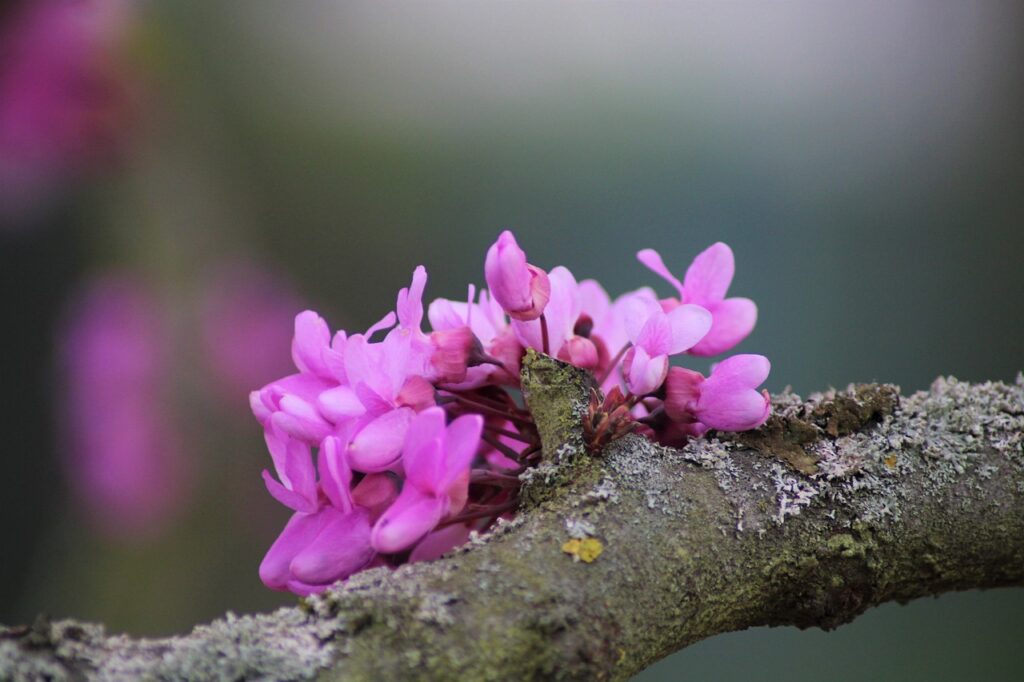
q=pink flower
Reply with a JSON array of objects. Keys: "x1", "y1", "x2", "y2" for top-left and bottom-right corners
[
  {"x1": 371, "y1": 407, "x2": 483, "y2": 554},
  {"x1": 484, "y1": 231, "x2": 551, "y2": 321},
  {"x1": 619, "y1": 296, "x2": 712, "y2": 395},
  {"x1": 664, "y1": 354, "x2": 771, "y2": 432},
  {"x1": 512, "y1": 266, "x2": 599, "y2": 366},
  {"x1": 575, "y1": 281, "x2": 662, "y2": 387},
  {"x1": 428, "y1": 287, "x2": 522, "y2": 388},
  {"x1": 59, "y1": 275, "x2": 189, "y2": 537},
  {"x1": 0, "y1": 0, "x2": 132, "y2": 222},
  {"x1": 251, "y1": 236, "x2": 772, "y2": 594},
  {"x1": 409, "y1": 524, "x2": 473, "y2": 564},
  {"x1": 259, "y1": 435, "x2": 378, "y2": 593},
  {"x1": 260, "y1": 425, "x2": 319, "y2": 514},
  {"x1": 637, "y1": 243, "x2": 757, "y2": 356}
]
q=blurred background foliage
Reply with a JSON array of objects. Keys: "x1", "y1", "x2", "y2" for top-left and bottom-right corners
[{"x1": 1, "y1": 1, "x2": 1022, "y2": 680}]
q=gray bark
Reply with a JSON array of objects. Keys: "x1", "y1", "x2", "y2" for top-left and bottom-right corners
[{"x1": 3, "y1": 353, "x2": 1023, "y2": 681}]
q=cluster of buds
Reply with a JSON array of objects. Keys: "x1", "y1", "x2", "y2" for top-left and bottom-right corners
[{"x1": 251, "y1": 231, "x2": 771, "y2": 594}]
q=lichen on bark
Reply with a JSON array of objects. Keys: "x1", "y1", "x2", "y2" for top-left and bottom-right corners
[{"x1": 2, "y1": 358, "x2": 1022, "y2": 681}]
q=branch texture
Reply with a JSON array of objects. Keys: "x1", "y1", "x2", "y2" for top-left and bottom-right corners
[{"x1": 3, "y1": 354, "x2": 1023, "y2": 681}]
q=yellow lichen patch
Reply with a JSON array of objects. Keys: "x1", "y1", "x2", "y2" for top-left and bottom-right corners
[
  {"x1": 884, "y1": 454, "x2": 898, "y2": 470},
  {"x1": 562, "y1": 537, "x2": 604, "y2": 563}
]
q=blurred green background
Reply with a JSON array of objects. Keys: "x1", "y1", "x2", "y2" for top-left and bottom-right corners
[{"x1": 1, "y1": 2, "x2": 1022, "y2": 680}]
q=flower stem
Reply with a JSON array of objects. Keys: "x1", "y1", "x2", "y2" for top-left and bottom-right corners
[
  {"x1": 598, "y1": 342, "x2": 632, "y2": 385},
  {"x1": 470, "y1": 469, "x2": 522, "y2": 487},
  {"x1": 481, "y1": 432, "x2": 527, "y2": 462},
  {"x1": 438, "y1": 500, "x2": 518, "y2": 528},
  {"x1": 484, "y1": 425, "x2": 534, "y2": 444},
  {"x1": 440, "y1": 391, "x2": 533, "y2": 426},
  {"x1": 540, "y1": 314, "x2": 550, "y2": 355}
]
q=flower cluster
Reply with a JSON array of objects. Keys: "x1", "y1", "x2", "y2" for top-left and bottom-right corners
[{"x1": 252, "y1": 231, "x2": 771, "y2": 594}]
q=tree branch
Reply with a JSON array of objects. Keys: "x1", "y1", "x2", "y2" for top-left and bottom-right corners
[{"x1": 3, "y1": 353, "x2": 1023, "y2": 681}]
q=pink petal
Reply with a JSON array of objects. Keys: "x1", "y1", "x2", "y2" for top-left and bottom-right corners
[
  {"x1": 354, "y1": 381, "x2": 393, "y2": 417},
  {"x1": 365, "y1": 311, "x2": 397, "y2": 339},
  {"x1": 523, "y1": 265, "x2": 552, "y2": 321},
  {"x1": 396, "y1": 266, "x2": 428, "y2": 330},
  {"x1": 273, "y1": 395, "x2": 332, "y2": 443},
  {"x1": 321, "y1": 347, "x2": 347, "y2": 383},
  {"x1": 250, "y1": 390, "x2": 272, "y2": 423},
  {"x1": 637, "y1": 248, "x2": 684, "y2": 296},
  {"x1": 427, "y1": 297, "x2": 469, "y2": 331},
  {"x1": 429, "y1": 326, "x2": 473, "y2": 384},
  {"x1": 510, "y1": 266, "x2": 577, "y2": 355},
  {"x1": 262, "y1": 470, "x2": 318, "y2": 514},
  {"x1": 347, "y1": 407, "x2": 414, "y2": 472},
  {"x1": 321, "y1": 332, "x2": 347, "y2": 383},
  {"x1": 282, "y1": 436, "x2": 317, "y2": 504},
  {"x1": 264, "y1": 372, "x2": 333, "y2": 405},
  {"x1": 665, "y1": 303, "x2": 713, "y2": 355},
  {"x1": 351, "y1": 473, "x2": 399, "y2": 521},
  {"x1": 317, "y1": 385, "x2": 366, "y2": 423},
  {"x1": 485, "y1": 231, "x2": 537, "y2": 318},
  {"x1": 259, "y1": 510, "x2": 325, "y2": 590},
  {"x1": 445, "y1": 469, "x2": 470, "y2": 516},
  {"x1": 289, "y1": 507, "x2": 374, "y2": 585},
  {"x1": 263, "y1": 425, "x2": 290, "y2": 480},
  {"x1": 402, "y1": 407, "x2": 447, "y2": 489},
  {"x1": 558, "y1": 335, "x2": 599, "y2": 369},
  {"x1": 404, "y1": 406, "x2": 447, "y2": 449},
  {"x1": 682, "y1": 242, "x2": 734, "y2": 305},
  {"x1": 284, "y1": 580, "x2": 328, "y2": 597},
  {"x1": 409, "y1": 524, "x2": 472, "y2": 564},
  {"x1": 688, "y1": 297, "x2": 757, "y2": 357},
  {"x1": 397, "y1": 375, "x2": 437, "y2": 411},
  {"x1": 707, "y1": 353, "x2": 770, "y2": 388},
  {"x1": 664, "y1": 366, "x2": 704, "y2": 423},
  {"x1": 619, "y1": 293, "x2": 662, "y2": 344},
  {"x1": 263, "y1": 423, "x2": 316, "y2": 500},
  {"x1": 635, "y1": 311, "x2": 673, "y2": 357},
  {"x1": 440, "y1": 413, "x2": 483, "y2": 491},
  {"x1": 371, "y1": 487, "x2": 446, "y2": 554},
  {"x1": 290, "y1": 311, "x2": 331, "y2": 377},
  {"x1": 317, "y1": 436, "x2": 353, "y2": 512},
  {"x1": 597, "y1": 287, "x2": 656, "y2": 355},
  {"x1": 576, "y1": 279, "x2": 611, "y2": 323},
  {"x1": 697, "y1": 385, "x2": 771, "y2": 431},
  {"x1": 623, "y1": 346, "x2": 669, "y2": 396},
  {"x1": 342, "y1": 336, "x2": 375, "y2": 394}
]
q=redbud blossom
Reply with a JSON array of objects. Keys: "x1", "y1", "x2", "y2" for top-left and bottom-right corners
[
  {"x1": 428, "y1": 288, "x2": 522, "y2": 388},
  {"x1": 664, "y1": 354, "x2": 771, "y2": 433},
  {"x1": 619, "y1": 296, "x2": 712, "y2": 395},
  {"x1": 251, "y1": 232, "x2": 772, "y2": 594},
  {"x1": 637, "y1": 243, "x2": 757, "y2": 356},
  {"x1": 484, "y1": 231, "x2": 551, "y2": 321},
  {"x1": 371, "y1": 407, "x2": 483, "y2": 553}
]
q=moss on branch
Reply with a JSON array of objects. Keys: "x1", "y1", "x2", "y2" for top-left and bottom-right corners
[{"x1": 2, "y1": 358, "x2": 1023, "y2": 681}]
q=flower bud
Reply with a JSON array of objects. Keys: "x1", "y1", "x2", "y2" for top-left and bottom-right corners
[
  {"x1": 484, "y1": 231, "x2": 550, "y2": 321},
  {"x1": 429, "y1": 326, "x2": 474, "y2": 384}
]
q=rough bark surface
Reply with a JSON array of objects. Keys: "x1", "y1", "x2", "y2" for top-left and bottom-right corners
[{"x1": 3, "y1": 353, "x2": 1023, "y2": 681}]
